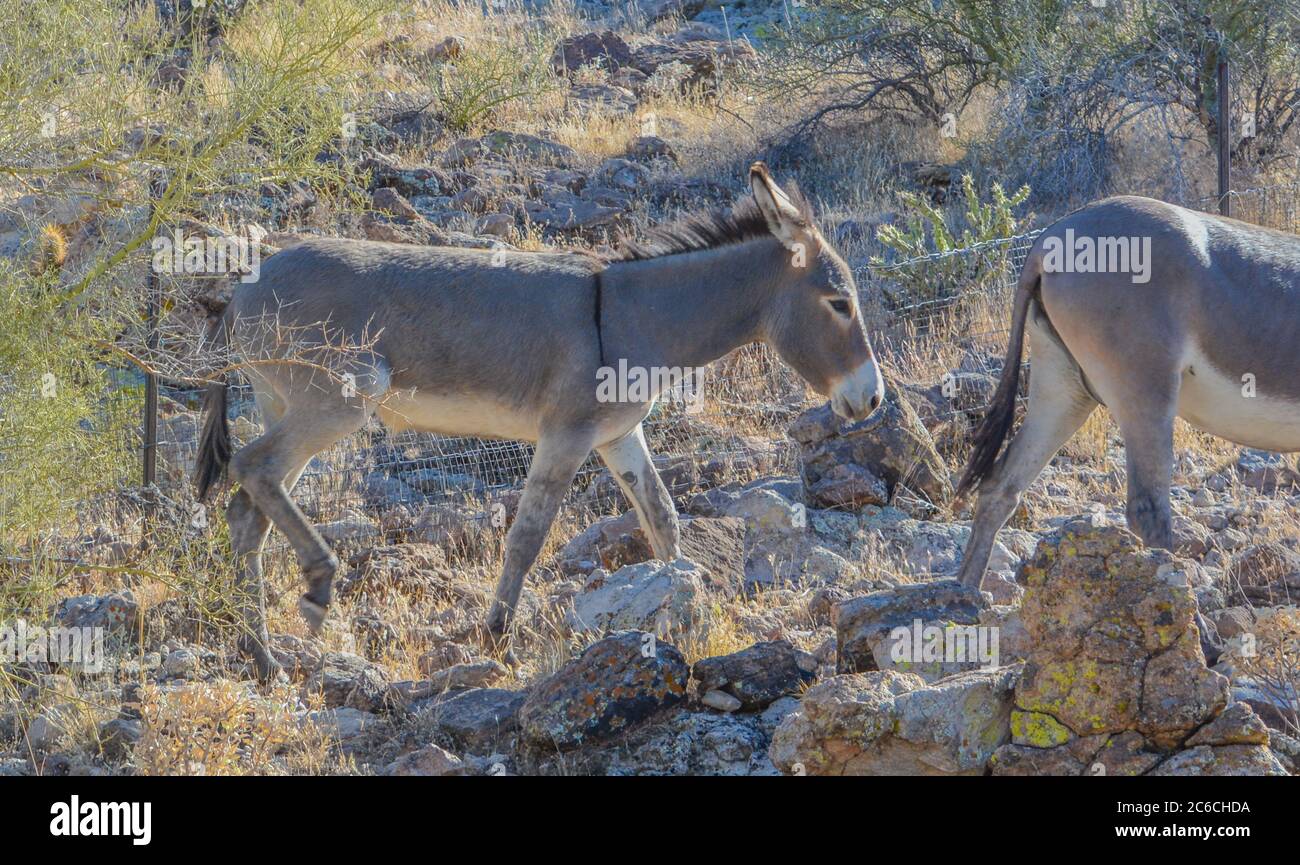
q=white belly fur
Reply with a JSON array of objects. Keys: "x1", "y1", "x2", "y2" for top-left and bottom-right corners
[
  {"x1": 1178, "y1": 344, "x2": 1300, "y2": 452},
  {"x1": 377, "y1": 390, "x2": 541, "y2": 441},
  {"x1": 374, "y1": 388, "x2": 648, "y2": 446}
]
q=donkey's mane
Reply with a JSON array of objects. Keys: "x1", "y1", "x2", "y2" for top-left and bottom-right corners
[{"x1": 610, "y1": 184, "x2": 813, "y2": 262}]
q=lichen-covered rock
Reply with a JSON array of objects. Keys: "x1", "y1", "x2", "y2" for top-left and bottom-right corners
[
  {"x1": 523, "y1": 706, "x2": 781, "y2": 776},
  {"x1": 769, "y1": 668, "x2": 1018, "y2": 776},
  {"x1": 1013, "y1": 517, "x2": 1228, "y2": 748},
  {"x1": 568, "y1": 558, "x2": 710, "y2": 641},
  {"x1": 989, "y1": 516, "x2": 1283, "y2": 776},
  {"x1": 1148, "y1": 744, "x2": 1289, "y2": 776},
  {"x1": 834, "y1": 580, "x2": 988, "y2": 680},
  {"x1": 789, "y1": 391, "x2": 952, "y2": 511},
  {"x1": 518, "y1": 631, "x2": 689, "y2": 752},
  {"x1": 692, "y1": 640, "x2": 817, "y2": 710}
]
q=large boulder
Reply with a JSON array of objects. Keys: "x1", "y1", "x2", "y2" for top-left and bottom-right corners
[
  {"x1": 518, "y1": 631, "x2": 690, "y2": 752},
  {"x1": 1011, "y1": 517, "x2": 1227, "y2": 748},
  {"x1": 567, "y1": 558, "x2": 711, "y2": 642},
  {"x1": 990, "y1": 516, "x2": 1283, "y2": 775},
  {"x1": 789, "y1": 391, "x2": 952, "y2": 512},
  {"x1": 769, "y1": 668, "x2": 1018, "y2": 776},
  {"x1": 834, "y1": 580, "x2": 990, "y2": 680}
]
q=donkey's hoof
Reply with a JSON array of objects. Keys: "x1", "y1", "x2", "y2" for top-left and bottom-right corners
[
  {"x1": 237, "y1": 638, "x2": 286, "y2": 685},
  {"x1": 297, "y1": 595, "x2": 329, "y2": 634},
  {"x1": 482, "y1": 630, "x2": 520, "y2": 669}
]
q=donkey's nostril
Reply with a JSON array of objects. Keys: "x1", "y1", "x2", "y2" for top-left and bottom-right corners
[{"x1": 870, "y1": 393, "x2": 882, "y2": 410}]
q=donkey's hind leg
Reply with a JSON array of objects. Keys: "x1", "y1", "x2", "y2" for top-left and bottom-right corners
[
  {"x1": 597, "y1": 424, "x2": 681, "y2": 561},
  {"x1": 1108, "y1": 382, "x2": 1178, "y2": 550},
  {"x1": 229, "y1": 358, "x2": 389, "y2": 635},
  {"x1": 957, "y1": 317, "x2": 1097, "y2": 589}
]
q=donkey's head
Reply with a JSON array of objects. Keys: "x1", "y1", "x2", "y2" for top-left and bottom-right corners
[{"x1": 749, "y1": 163, "x2": 885, "y2": 422}]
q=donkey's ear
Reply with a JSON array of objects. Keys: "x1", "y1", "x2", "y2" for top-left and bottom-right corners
[{"x1": 750, "y1": 162, "x2": 808, "y2": 250}]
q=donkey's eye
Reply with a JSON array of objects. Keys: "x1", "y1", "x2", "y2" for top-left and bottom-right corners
[{"x1": 828, "y1": 298, "x2": 852, "y2": 317}]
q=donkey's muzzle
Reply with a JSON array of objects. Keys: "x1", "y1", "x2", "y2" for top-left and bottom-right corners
[{"x1": 830, "y1": 357, "x2": 886, "y2": 423}]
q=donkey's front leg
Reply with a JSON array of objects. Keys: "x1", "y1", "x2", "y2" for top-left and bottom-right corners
[
  {"x1": 485, "y1": 428, "x2": 593, "y2": 653},
  {"x1": 596, "y1": 424, "x2": 680, "y2": 561}
]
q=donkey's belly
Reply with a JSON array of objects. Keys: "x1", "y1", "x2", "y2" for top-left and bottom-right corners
[
  {"x1": 376, "y1": 390, "x2": 541, "y2": 441},
  {"x1": 1178, "y1": 347, "x2": 1300, "y2": 452}
]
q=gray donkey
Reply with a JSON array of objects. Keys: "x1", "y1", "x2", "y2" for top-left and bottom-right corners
[
  {"x1": 957, "y1": 195, "x2": 1300, "y2": 590},
  {"x1": 195, "y1": 163, "x2": 885, "y2": 679}
]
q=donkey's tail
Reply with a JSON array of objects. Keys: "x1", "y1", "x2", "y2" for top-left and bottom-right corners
[
  {"x1": 194, "y1": 309, "x2": 234, "y2": 502},
  {"x1": 955, "y1": 251, "x2": 1041, "y2": 502}
]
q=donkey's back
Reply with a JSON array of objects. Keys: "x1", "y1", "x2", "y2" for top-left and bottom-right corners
[{"x1": 229, "y1": 238, "x2": 606, "y2": 419}]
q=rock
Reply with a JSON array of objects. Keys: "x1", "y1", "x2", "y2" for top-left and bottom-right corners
[
  {"x1": 307, "y1": 707, "x2": 380, "y2": 742},
  {"x1": 790, "y1": 392, "x2": 952, "y2": 512},
  {"x1": 315, "y1": 512, "x2": 381, "y2": 546},
  {"x1": 769, "y1": 668, "x2": 1018, "y2": 775},
  {"x1": 98, "y1": 718, "x2": 141, "y2": 761},
  {"x1": 161, "y1": 648, "x2": 199, "y2": 679},
  {"x1": 424, "y1": 35, "x2": 464, "y2": 63},
  {"x1": 568, "y1": 559, "x2": 710, "y2": 641},
  {"x1": 834, "y1": 580, "x2": 988, "y2": 679},
  {"x1": 26, "y1": 711, "x2": 69, "y2": 751},
  {"x1": 569, "y1": 83, "x2": 638, "y2": 114},
  {"x1": 1012, "y1": 517, "x2": 1228, "y2": 749},
  {"x1": 1226, "y1": 542, "x2": 1300, "y2": 604},
  {"x1": 54, "y1": 592, "x2": 138, "y2": 635},
  {"x1": 701, "y1": 689, "x2": 742, "y2": 712},
  {"x1": 440, "y1": 137, "x2": 483, "y2": 168},
  {"x1": 414, "y1": 642, "x2": 475, "y2": 677},
  {"x1": 1185, "y1": 701, "x2": 1271, "y2": 747},
  {"x1": 1235, "y1": 449, "x2": 1300, "y2": 492},
  {"x1": 382, "y1": 743, "x2": 464, "y2": 776},
  {"x1": 340, "y1": 543, "x2": 450, "y2": 603},
  {"x1": 518, "y1": 631, "x2": 689, "y2": 751},
  {"x1": 550, "y1": 31, "x2": 634, "y2": 75},
  {"x1": 303, "y1": 652, "x2": 394, "y2": 713},
  {"x1": 421, "y1": 687, "x2": 525, "y2": 754},
  {"x1": 625, "y1": 135, "x2": 678, "y2": 164},
  {"x1": 1149, "y1": 744, "x2": 1289, "y2": 776},
  {"x1": 692, "y1": 640, "x2": 817, "y2": 710},
  {"x1": 529, "y1": 707, "x2": 779, "y2": 776},
  {"x1": 479, "y1": 130, "x2": 575, "y2": 167},
  {"x1": 371, "y1": 187, "x2": 422, "y2": 220},
  {"x1": 807, "y1": 463, "x2": 889, "y2": 509},
  {"x1": 476, "y1": 213, "x2": 514, "y2": 238},
  {"x1": 597, "y1": 157, "x2": 650, "y2": 191},
  {"x1": 416, "y1": 660, "x2": 508, "y2": 694},
  {"x1": 524, "y1": 198, "x2": 623, "y2": 230},
  {"x1": 556, "y1": 511, "x2": 745, "y2": 594}
]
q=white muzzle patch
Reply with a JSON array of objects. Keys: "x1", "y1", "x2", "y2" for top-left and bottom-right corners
[{"x1": 830, "y1": 357, "x2": 885, "y2": 421}]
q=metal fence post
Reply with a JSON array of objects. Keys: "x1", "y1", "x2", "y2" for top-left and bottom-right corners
[
  {"x1": 1217, "y1": 53, "x2": 1232, "y2": 217},
  {"x1": 142, "y1": 172, "x2": 163, "y2": 490}
]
